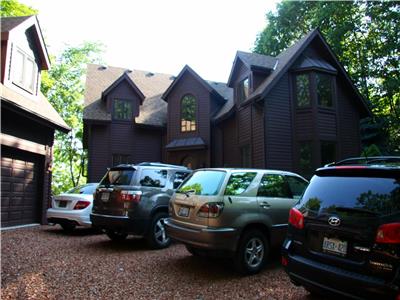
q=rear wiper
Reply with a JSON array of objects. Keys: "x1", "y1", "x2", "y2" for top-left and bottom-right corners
[
  {"x1": 335, "y1": 206, "x2": 379, "y2": 216},
  {"x1": 178, "y1": 189, "x2": 196, "y2": 197}
]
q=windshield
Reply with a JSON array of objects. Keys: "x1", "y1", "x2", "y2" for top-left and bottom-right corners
[
  {"x1": 66, "y1": 184, "x2": 97, "y2": 194},
  {"x1": 100, "y1": 169, "x2": 135, "y2": 186},
  {"x1": 177, "y1": 170, "x2": 226, "y2": 196},
  {"x1": 300, "y1": 175, "x2": 400, "y2": 216}
]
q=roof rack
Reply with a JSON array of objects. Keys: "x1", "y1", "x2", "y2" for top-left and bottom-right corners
[
  {"x1": 326, "y1": 156, "x2": 400, "y2": 167},
  {"x1": 136, "y1": 162, "x2": 189, "y2": 170}
]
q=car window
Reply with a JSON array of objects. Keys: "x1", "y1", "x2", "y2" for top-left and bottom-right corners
[
  {"x1": 300, "y1": 176, "x2": 400, "y2": 216},
  {"x1": 286, "y1": 176, "x2": 308, "y2": 200},
  {"x1": 100, "y1": 169, "x2": 135, "y2": 186},
  {"x1": 139, "y1": 169, "x2": 168, "y2": 188},
  {"x1": 257, "y1": 174, "x2": 292, "y2": 198},
  {"x1": 173, "y1": 172, "x2": 190, "y2": 189},
  {"x1": 177, "y1": 170, "x2": 226, "y2": 196},
  {"x1": 67, "y1": 184, "x2": 97, "y2": 194},
  {"x1": 224, "y1": 172, "x2": 257, "y2": 196}
]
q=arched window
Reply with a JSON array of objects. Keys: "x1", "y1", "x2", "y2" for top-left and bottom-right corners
[{"x1": 181, "y1": 95, "x2": 196, "y2": 132}]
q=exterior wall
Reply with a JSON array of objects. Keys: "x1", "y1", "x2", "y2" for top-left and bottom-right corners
[
  {"x1": 220, "y1": 116, "x2": 240, "y2": 167},
  {"x1": 251, "y1": 104, "x2": 265, "y2": 168},
  {"x1": 88, "y1": 123, "x2": 111, "y2": 182}
]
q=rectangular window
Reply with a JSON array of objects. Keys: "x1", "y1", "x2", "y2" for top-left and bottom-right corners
[
  {"x1": 237, "y1": 77, "x2": 249, "y2": 103},
  {"x1": 172, "y1": 172, "x2": 190, "y2": 189},
  {"x1": 113, "y1": 99, "x2": 133, "y2": 120},
  {"x1": 139, "y1": 169, "x2": 168, "y2": 188},
  {"x1": 299, "y1": 141, "x2": 313, "y2": 175},
  {"x1": 296, "y1": 74, "x2": 311, "y2": 107},
  {"x1": 112, "y1": 154, "x2": 131, "y2": 166},
  {"x1": 12, "y1": 48, "x2": 38, "y2": 94},
  {"x1": 224, "y1": 172, "x2": 257, "y2": 196},
  {"x1": 316, "y1": 73, "x2": 333, "y2": 107},
  {"x1": 321, "y1": 141, "x2": 336, "y2": 166},
  {"x1": 177, "y1": 170, "x2": 226, "y2": 196},
  {"x1": 240, "y1": 145, "x2": 251, "y2": 168},
  {"x1": 257, "y1": 174, "x2": 291, "y2": 198}
]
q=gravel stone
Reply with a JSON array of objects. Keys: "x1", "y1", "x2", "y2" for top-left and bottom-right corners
[{"x1": 1, "y1": 226, "x2": 319, "y2": 299}]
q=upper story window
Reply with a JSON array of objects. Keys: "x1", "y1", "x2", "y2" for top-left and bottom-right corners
[
  {"x1": 181, "y1": 95, "x2": 196, "y2": 132},
  {"x1": 295, "y1": 74, "x2": 311, "y2": 107},
  {"x1": 295, "y1": 72, "x2": 334, "y2": 108},
  {"x1": 113, "y1": 99, "x2": 133, "y2": 120},
  {"x1": 237, "y1": 77, "x2": 249, "y2": 103},
  {"x1": 316, "y1": 73, "x2": 333, "y2": 107},
  {"x1": 12, "y1": 47, "x2": 38, "y2": 94}
]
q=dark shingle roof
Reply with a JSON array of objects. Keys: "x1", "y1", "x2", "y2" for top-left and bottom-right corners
[
  {"x1": 1, "y1": 16, "x2": 32, "y2": 32},
  {"x1": 237, "y1": 51, "x2": 277, "y2": 70},
  {"x1": 84, "y1": 64, "x2": 174, "y2": 127},
  {"x1": 165, "y1": 137, "x2": 206, "y2": 150}
]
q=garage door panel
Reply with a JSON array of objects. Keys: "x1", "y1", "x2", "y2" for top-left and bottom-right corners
[
  {"x1": 1, "y1": 167, "x2": 12, "y2": 177},
  {"x1": 1, "y1": 182, "x2": 11, "y2": 192},
  {"x1": 12, "y1": 183, "x2": 24, "y2": 192}
]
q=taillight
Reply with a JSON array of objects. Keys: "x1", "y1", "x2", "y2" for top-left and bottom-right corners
[
  {"x1": 376, "y1": 223, "x2": 400, "y2": 244},
  {"x1": 73, "y1": 200, "x2": 90, "y2": 210},
  {"x1": 117, "y1": 190, "x2": 142, "y2": 203},
  {"x1": 281, "y1": 256, "x2": 288, "y2": 266},
  {"x1": 288, "y1": 207, "x2": 304, "y2": 229},
  {"x1": 197, "y1": 202, "x2": 224, "y2": 218}
]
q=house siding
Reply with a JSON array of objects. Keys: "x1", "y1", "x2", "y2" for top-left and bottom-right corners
[{"x1": 88, "y1": 124, "x2": 110, "y2": 182}]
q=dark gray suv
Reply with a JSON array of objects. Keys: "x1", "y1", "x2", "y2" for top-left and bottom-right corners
[{"x1": 90, "y1": 163, "x2": 191, "y2": 249}]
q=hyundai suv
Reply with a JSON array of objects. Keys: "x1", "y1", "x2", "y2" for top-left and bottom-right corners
[
  {"x1": 282, "y1": 158, "x2": 400, "y2": 299},
  {"x1": 165, "y1": 168, "x2": 308, "y2": 274},
  {"x1": 90, "y1": 163, "x2": 191, "y2": 249}
]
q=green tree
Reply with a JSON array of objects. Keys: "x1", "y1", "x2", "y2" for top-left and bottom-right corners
[
  {"x1": 0, "y1": 0, "x2": 37, "y2": 16},
  {"x1": 254, "y1": 0, "x2": 400, "y2": 154},
  {"x1": 41, "y1": 42, "x2": 104, "y2": 194}
]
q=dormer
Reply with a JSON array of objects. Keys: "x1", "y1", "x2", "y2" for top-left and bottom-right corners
[
  {"x1": 101, "y1": 71, "x2": 145, "y2": 122},
  {"x1": 227, "y1": 51, "x2": 277, "y2": 105},
  {"x1": 1, "y1": 16, "x2": 50, "y2": 100}
]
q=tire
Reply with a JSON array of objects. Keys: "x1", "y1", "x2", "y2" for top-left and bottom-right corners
[
  {"x1": 60, "y1": 222, "x2": 76, "y2": 232},
  {"x1": 146, "y1": 212, "x2": 171, "y2": 249},
  {"x1": 234, "y1": 229, "x2": 269, "y2": 275},
  {"x1": 106, "y1": 230, "x2": 128, "y2": 242}
]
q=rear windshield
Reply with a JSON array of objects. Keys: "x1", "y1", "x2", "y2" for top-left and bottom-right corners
[
  {"x1": 100, "y1": 169, "x2": 135, "y2": 186},
  {"x1": 177, "y1": 170, "x2": 226, "y2": 196},
  {"x1": 66, "y1": 184, "x2": 97, "y2": 194},
  {"x1": 300, "y1": 175, "x2": 400, "y2": 216}
]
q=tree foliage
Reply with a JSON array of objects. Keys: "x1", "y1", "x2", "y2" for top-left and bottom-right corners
[
  {"x1": 41, "y1": 42, "x2": 104, "y2": 194},
  {"x1": 254, "y1": 0, "x2": 400, "y2": 154},
  {"x1": 0, "y1": 0, "x2": 37, "y2": 16}
]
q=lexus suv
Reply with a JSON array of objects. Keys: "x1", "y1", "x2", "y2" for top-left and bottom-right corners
[
  {"x1": 165, "y1": 168, "x2": 308, "y2": 274},
  {"x1": 90, "y1": 163, "x2": 191, "y2": 249},
  {"x1": 282, "y1": 157, "x2": 400, "y2": 299}
]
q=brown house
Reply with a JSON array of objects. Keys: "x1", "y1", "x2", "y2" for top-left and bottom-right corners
[
  {"x1": 1, "y1": 16, "x2": 70, "y2": 227},
  {"x1": 83, "y1": 29, "x2": 371, "y2": 182}
]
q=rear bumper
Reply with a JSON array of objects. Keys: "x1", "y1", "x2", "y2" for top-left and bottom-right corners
[
  {"x1": 282, "y1": 240, "x2": 399, "y2": 300},
  {"x1": 47, "y1": 208, "x2": 91, "y2": 226},
  {"x1": 164, "y1": 218, "x2": 238, "y2": 252},
  {"x1": 90, "y1": 213, "x2": 148, "y2": 235}
]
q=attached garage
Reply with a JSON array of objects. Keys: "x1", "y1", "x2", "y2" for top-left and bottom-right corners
[{"x1": 1, "y1": 146, "x2": 43, "y2": 227}]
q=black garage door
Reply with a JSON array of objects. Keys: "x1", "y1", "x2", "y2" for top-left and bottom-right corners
[{"x1": 1, "y1": 147, "x2": 42, "y2": 227}]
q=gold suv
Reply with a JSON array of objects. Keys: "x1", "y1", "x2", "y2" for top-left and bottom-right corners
[{"x1": 165, "y1": 168, "x2": 308, "y2": 274}]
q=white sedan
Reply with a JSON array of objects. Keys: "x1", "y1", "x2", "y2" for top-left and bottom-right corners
[{"x1": 47, "y1": 183, "x2": 98, "y2": 231}]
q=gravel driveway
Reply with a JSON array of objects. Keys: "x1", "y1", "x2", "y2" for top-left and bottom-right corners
[{"x1": 2, "y1": 226, "x2": 318, "y2": 299}]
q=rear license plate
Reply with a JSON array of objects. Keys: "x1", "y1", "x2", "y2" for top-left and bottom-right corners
[
  {"x1": 322, "y1": 237, "x2": 348, "y2": 256},
  {"x1": 178, "y1": 206, "x2": 189, "y2": 217},
  {"x1": 58, "y1": 201, "x2": 67, "y2": 208},
  {"x1": 101, "y1": 192, "x2": 110, "y2": 202}
]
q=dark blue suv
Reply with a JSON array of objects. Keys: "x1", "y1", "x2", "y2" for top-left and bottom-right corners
[{"x1": 282, "y1": 157, "x2": 400, "y2": 299}]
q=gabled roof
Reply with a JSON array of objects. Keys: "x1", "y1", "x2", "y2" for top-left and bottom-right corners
[
  {"x1": 247, "y1": 29, "x2": 371, "y2": 117},
  {"x1": 1, "y1": 15, "x2": 50, "y2": 70},
  {"x1": 227, "y1": 51, "x2": 277, "y2": 87},
  {"x1": 1, "y1": 83, "x2": 70, "y2": 132},
  {"x1": 101, "y1": 71, "x2": 145, "y2": 103},
  {"x1": 162, "y1": 65, "x2": 228, "y2": 103},
  {"x1": 84, "y1": 64, "x2": 174, "y2": 127}
]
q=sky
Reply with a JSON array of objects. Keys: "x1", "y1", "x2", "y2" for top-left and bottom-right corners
[{"x1": 19, "y1": 0, "x2": 279, "y2": 83}]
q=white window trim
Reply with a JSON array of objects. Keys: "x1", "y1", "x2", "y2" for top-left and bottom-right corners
[{"x1": 12, "y1": 46, "x2": 38, "y2": 95}]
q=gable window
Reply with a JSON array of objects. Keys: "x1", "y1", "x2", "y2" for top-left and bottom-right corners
[
  {"x1": 181, "y1": 95, "x2": 196, "y2": 132},
  {"x1": 316, "y1": 73, "x2": 333, "y2": 107},
  {"x1": 295, "y1": 74, "x2": 311, "y2": 107},
  {"x1": 237, "y1": 77, "x2": 249, "y2": 103},
  {"x1": 113, "y1": 99, "x2": 133, "y2": 120},
  {"x1": 12, "y1": 47, "x2": 38, "y2": 94}
]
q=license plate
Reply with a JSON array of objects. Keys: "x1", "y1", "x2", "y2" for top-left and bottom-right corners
[
  {"x1": 178, "y1": 206, "x2": 189, "y2": 217},
  {"x1": 101, "y1": 192, "x2": 110, "y2": 202},
  {"x1": 322, "y1": 237, "x2": 348, "y2": 256},
  {"x1": 58, "y1": 200, "x2": 67, "y2": 208}
]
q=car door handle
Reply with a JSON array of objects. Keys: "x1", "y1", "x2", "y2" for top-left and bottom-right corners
[{"x1": 259, "y1": 201, "x2": 271, "y2": 209}]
